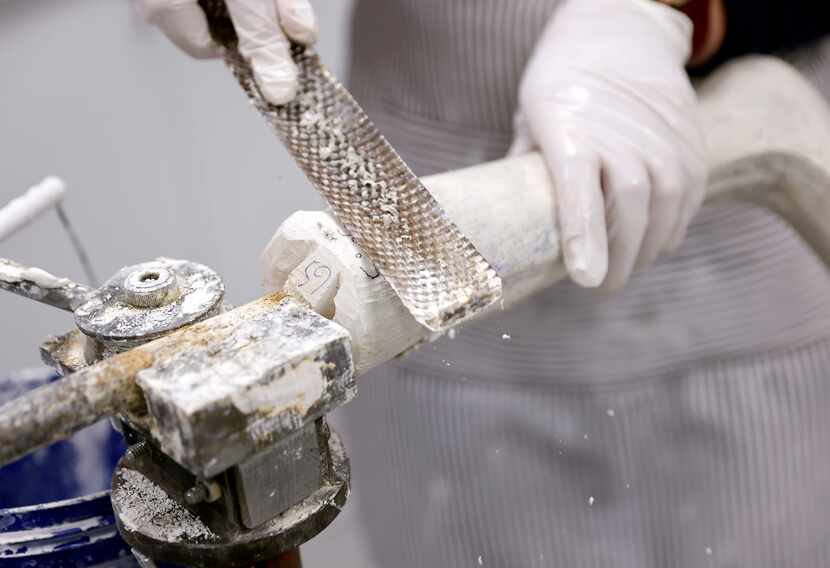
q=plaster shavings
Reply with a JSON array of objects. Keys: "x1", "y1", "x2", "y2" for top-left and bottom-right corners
[
  {"x1": 295, "y1": 90, "x2": 401, "y2": 227},
  {"x1": 113, "y1": 469, "x2": 216, "y2": 543}
]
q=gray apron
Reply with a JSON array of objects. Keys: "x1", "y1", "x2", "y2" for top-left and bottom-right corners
[{"x1": 339, "y1": 1, "x2": 830, "y2": 565}]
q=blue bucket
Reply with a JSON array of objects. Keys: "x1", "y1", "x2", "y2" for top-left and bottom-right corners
[{"x1": 0, "y1": 368, "x2": 136, "y2": 567}]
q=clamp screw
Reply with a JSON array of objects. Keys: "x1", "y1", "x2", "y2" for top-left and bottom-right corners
[
  {"x1": 123, "y1": 267, "x2": 178, "y2": 308},
  {"x1": 184, "y1": 484, "x2": 208, "y2": 505},
  {"x1": 124, "y1": 441, "x2": 148, "y2": 463}
]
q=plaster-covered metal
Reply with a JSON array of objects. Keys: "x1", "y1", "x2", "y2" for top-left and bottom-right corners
[
  {"x1": 199, "y1": 0, "x2": 503, "y2": 331},
  {"x1": 75, "y1": 258, "x2": 224, "y2": 352}
]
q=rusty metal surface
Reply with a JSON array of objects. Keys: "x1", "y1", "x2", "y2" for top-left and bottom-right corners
[
  {"x1": 198, "y1": 0, "x2": 502, "y2": 331},
  {"x1": 40, "y1": 329, "x2": 94, "y2": 375},
  {"x1": 0, "y1": 351, "x2": 146, "y2": 467},
  {"x1": 262, "y1": 549, "x2": 303, "y2": 568},
  {"x1": 0, "y1": 258, "x2": 91, "y2": 312}
]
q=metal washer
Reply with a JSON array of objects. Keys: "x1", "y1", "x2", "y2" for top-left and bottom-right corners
[{"x1": 74, "y1": 258, "x2": 224, "y2": 351}]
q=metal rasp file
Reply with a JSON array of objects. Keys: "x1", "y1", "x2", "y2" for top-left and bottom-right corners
[{"x1": 199, "y1": 0, "x2": 502, "y2": 331}]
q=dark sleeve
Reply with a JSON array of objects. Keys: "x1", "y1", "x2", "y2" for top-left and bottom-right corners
[{"x1": 705, "y1": 0, "x2": 830, "y2": 70}]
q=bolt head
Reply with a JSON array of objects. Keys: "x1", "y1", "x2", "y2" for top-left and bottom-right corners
[
  {"x1": 123, "y1": 267, "x2": 178, "y2": 308},
  {"x1": 184, "y1": 484, "x2": 208, "y2": 505}
]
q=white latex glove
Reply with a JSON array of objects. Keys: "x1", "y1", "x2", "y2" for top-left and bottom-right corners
[
  {"x1": 510, "y1": 0, "x2": 706, "y2": 289},
  {"x1": 138, "y1": 0, "x2": 318, "y2": 104}
]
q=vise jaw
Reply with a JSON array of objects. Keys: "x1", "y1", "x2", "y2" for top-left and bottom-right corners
[{"x1": 133, "y1": 292, "x2": 355, "y2": 480}]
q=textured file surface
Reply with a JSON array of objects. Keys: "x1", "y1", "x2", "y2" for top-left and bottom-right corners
[{"x1": 200, "y1": 0, "x2": 502, "y2": 330}]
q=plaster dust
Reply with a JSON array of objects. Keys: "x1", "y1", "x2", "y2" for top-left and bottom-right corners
[
  {"x1": 0, "y1": 260, "x2": 70, "y2": 289},
  {"x1": 113, "y1": 469, "x2": 216, "y2": 543}
]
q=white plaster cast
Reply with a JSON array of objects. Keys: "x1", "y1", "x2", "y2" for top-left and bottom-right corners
[{"x1": 262, "y1": 56, "x2": 830, "y2": 375}]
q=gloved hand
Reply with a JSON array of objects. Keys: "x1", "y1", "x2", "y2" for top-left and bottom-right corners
[
  {"x1": 138, "y1": 0, "x2": 318, "y2": 104},
  {"x1": 510, "y1": 0, "x2": 706, "y2": 289}
]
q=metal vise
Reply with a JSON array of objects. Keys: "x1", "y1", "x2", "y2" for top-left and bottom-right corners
[{"x1": 0, "y1": 256, "x2": 356, "y2": 566}]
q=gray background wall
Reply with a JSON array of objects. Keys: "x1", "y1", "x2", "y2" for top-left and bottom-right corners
[{"x1": 0, "y1": 1, "x2": 373, "y2": 565}]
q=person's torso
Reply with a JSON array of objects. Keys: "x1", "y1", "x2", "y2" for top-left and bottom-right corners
[{"x1": 337, "y1": 5, "x2": 830, "y2": 566}]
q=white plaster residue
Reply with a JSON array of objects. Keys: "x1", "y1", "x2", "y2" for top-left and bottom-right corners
[
  {"x1": 144, "y1": 363, "x2": 237, "y2": 417},
  {"x1": 139, "y1": 300, "x2": 341, "y2": 418},
  {"x1": 232, "y1": 357, "x2": 325, "y2": 417},
  {"x1": 0, "y1": 176, "x2": 66, "y2": 242},
  {"x1": 181, "y1": 284, "x2": 215, "y2": 315},
  {"x1": 0, "y1": 261, "x2": 70, "y2": 289}
]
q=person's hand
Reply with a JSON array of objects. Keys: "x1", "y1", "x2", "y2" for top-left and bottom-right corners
[
  {"x1": 138, "y1": 0, "x2": 318, "y2": 104},
  {"x1": 510, "y1": 0, "x2": 706, "y2": 289}
]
